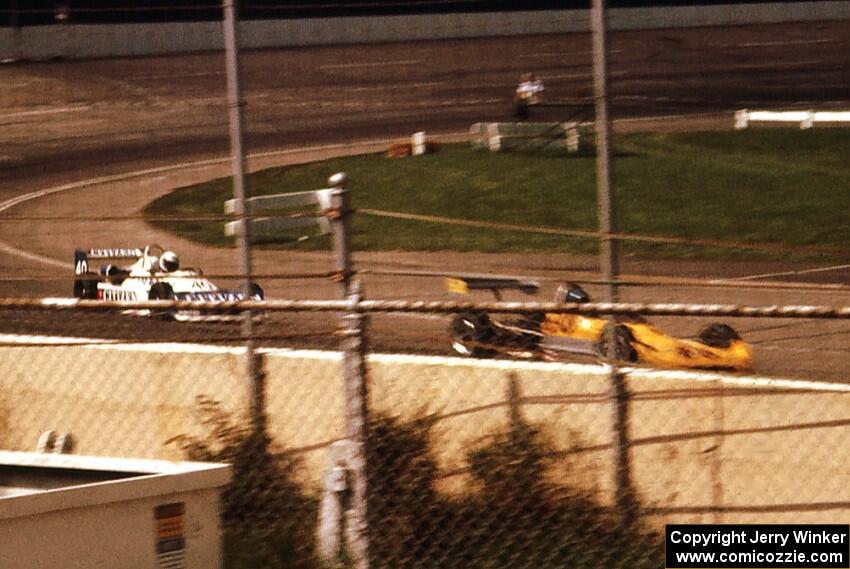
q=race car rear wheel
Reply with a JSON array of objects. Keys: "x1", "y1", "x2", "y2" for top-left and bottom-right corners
[
  {"x1": 73, "y1": 275, "x2": 98, "y2": 299},
  {"x1": 698, "y1": 323, "x2": 741, "y2": 348},
  {"x1": 451, "y1": 311, "x2": 497, "y2": 358},
  {"x1": 148, "y1": 282, "x2": 175, "y2": 320},
  {"x1": 595, "y1": 323, "x2": 638, "y2": 363},
  {"x1": 249, "y1": 283, "x2": 264, "y2": 300}
]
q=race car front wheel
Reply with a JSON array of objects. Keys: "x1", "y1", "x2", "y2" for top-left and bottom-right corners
[
  {"x1": 148, "y1": 282, "x2": 175, "y2": 320},
  {"x1": 249, "y1": 283, "x2": 264, "y2": 300},
  {"x1": 451, "y1": 311, "x2": 497, "y2": 358},
  {"x1": 73, "y1": 275, "x2": 98, "y2": 299},
  {"x1": 698, "y1": 323, "x2": 741, "y2": 348}
]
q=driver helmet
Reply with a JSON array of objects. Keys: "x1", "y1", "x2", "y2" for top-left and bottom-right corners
[
  {"x1": 555, "y1": 283, "x2": 590, "y2": 304},
  {"x1": 159, "y1": 251, "x2": 180, "y2": 272}
]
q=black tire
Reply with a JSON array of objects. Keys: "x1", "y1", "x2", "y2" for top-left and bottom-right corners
[
  {"x1": 595, "y1": 323, "x2": 638, "y2": 363},
  {"x1": 249, "y1": 283, "x2": 264, "y2": 300},
  {"x1": 73, "y1": 275, "x2": 98, "y2": 299},
  {"x1": 247, "y1": 283, "x2": 266, "y2": 323},
  {"x1": 148, "y1": 282, "x2": 175, "y2": 320},
  {"x1": 698, "y1": 323, "x2": 741, "y2": 349},
  {"x1": 513, "y1": 100, "x2": 529, "y2": 121},
  {"x1": 450, "y1": 311, "x2": 497, "y2": 358}
]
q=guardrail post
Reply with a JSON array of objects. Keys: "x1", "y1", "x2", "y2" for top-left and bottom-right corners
[
  {"x1": 487, "y1": 123, "x2": 502, "y2": 152},
  {"x1": 412, "y1": 131, "x2": 427, "y2": 155},
  {"x1": 734, "y1": 109, "x2": 750, "y2": 130},
  {"x1": 565, "y1": 122, "x2": 580, "y2": 153}
]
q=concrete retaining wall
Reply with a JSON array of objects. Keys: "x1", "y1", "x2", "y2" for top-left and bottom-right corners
[
  {"x1": 1, "y1": 2, "x2": 849, "y2": 60},
  {"x1": 1, "y1": 338, "x2": 848, "y2": 527}
]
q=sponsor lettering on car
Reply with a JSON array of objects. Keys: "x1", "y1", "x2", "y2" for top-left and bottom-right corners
[
  {"x1": 100, "y1": 288, "x2": 140, "y2": 301},
  {"x1": 88, "y1": 248, "x2": 144, "y2": 259},
  {"x1": 178, "y1": 292, "x2": 244, "y2": 302}
]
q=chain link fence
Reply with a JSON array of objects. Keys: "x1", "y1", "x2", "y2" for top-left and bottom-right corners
[
  {"x1": 1, "y1": 296, "x2": 849, "y2": 568},
  {"x1": 3, "y1": 11, "x2": 850, "y2": 566},
  {"x1": 2, "y1": 157, "x2": 848, "y2": 568}
]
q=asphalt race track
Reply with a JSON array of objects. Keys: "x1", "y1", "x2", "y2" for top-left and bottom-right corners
[{"x1": 1, "y1": 21, "x2": 849, "y2": 381}]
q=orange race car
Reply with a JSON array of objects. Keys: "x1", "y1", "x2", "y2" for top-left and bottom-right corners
[{"x1": 447, "y1": 276, "x2": 753, "y2": 371}]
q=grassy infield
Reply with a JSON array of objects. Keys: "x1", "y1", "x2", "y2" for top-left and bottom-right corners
[
  {"x1": 147, "y1": 129, "x2": 850, "y2": 262},
  {"x1": 152, "y1": 130, "x2": 848, "y2": 567}
]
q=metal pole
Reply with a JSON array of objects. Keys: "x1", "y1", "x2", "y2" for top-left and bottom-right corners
[
  {"x1": 342, "y1": 283, "x2": 371, "y2": 569},
  {"x1": 329, "y1": 173, "x2": 370, "y2": 569},
  {"x1": 610, "y1": 371, "x2": 634, "y2": 525},
  {"x1": 591, "y1": 0, "x2": 635, "y2": 527},
  {"x1": 591, "y1": 0, "x2": 618, "y2": 302},
  {"x1": 222, "y1": 0, "x2": 264, "y2": 439},
  {"x1": 329, "y1": 172, "x2": 353, "y2": 299}
]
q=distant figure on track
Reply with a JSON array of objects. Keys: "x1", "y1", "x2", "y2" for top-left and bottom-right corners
[{"x1": 513, "y1": 72, "x2": 545, "y2": 120}]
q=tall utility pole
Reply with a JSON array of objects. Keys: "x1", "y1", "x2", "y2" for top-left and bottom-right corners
[
  {"x1": 590, "y1": 0, "x2": 635, "y2": 527},
  {"x1": 222, "y1": 0, "x2": 265, "y2": 440}
]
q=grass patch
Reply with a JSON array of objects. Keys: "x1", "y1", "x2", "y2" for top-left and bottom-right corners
[{"x1": 146, "y1": 129, "x2": 850, "y2": 261}]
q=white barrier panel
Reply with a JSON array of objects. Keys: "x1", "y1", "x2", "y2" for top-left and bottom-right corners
[
  {"x1": 471, "y1": 121, "x2": 585, "y2": 153},
  {"x1": 2, "y1": 1, "x2": 850, "y2": 61},
  {"x1": 735, "y1": 109, "x2": 850, "y2": 129}
]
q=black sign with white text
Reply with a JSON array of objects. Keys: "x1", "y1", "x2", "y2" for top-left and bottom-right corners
[{"x1": 666, "y1": 524, "x2": 849, "y2": 568}]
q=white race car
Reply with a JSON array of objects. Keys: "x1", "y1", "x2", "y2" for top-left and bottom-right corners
[{"x1": 73, "y1": 244, "x2": 264, "y2": 322}]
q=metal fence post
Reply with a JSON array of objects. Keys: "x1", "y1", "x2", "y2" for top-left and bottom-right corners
[
  {"x1": 328, "y1": 172, "x2": 370, "y2": 569},
  {"x1": 342, "y1": 283, "x2": 370, "y2": 569},
  {"x1": 610, "y1": 370, "x2": 636, "y2": 525},
  {"x1": 222, "y1": 0, "x2": 265, "y2": 444},
  {"x1": 591, "y1": 0, "x2": 636, "y2": 527},
  {"x1": 329, "y1": 172, "x2": 353, "y2": 298}
]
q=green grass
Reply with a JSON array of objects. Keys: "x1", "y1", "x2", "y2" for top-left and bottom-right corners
[{"x1": 145, "y1": 129, "x2": 850, "y2": 261}]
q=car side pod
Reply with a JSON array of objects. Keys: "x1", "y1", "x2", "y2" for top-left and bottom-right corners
[{"x1": 620, "y1": 321, "x2": 753, "y2": 371}]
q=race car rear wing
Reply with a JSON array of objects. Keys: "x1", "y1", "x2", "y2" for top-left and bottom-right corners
[
  {"x1": 445, "y1": 274, "x2": 540, "y2": 299},
  {"x1": 74, "y1": 248, "x2": 144, "y2": 275}
]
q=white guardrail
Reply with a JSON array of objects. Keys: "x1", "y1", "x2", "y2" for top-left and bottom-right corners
[{"x1": 735, "y1": 109, "x2": 850, "y2": 129}]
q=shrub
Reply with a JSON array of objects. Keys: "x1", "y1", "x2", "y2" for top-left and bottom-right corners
[
  {"x1": 366, "y1": 413, "x2": 664, "y2": 569},
  {"x1": 167, "y1": 396, "x2": 319, "y2": 569},
  {"x1": 171, "y1": 399, "x2": 663, "y2": 569}
]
